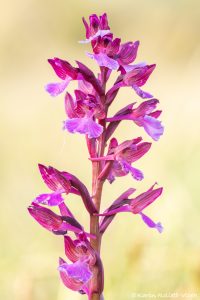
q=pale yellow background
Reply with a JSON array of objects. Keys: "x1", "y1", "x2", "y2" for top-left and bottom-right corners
[{"x1": 1, "y1": 0, "x2": 200, "y2": 299}]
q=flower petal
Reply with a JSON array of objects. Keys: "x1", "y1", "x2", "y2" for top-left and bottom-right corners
[
  {"x1": 38, "y1": 164, "x2": 71, "y2": 193},
  {"x1": 28, "y1": 204, "x2": 63, "y2": 232},
  {"x1": 122, "y1": 161, "x2": 144, "y2": 181},
  {"x1": 58, "y1": 258, "x2": 84, "y2": 291},
  {"x1": 139, "y1": 212, "x2": 163, "y2": 233},
  {"x1": 58, "y1": 259, "x2": 92, "y2": 283},
  {"x1": 64, "y1": 236, "x2": 80, "y2": 262},
  {"x1": 117, "y1": 41, "x2": 139, "y2": 65},
  {"x1": 87, "y1": 52, "x2": 119, "y2": 70},
  {"x1": 45, "y1": 79, "x2": 70, "y2": 97},
  {"x1": 63, "y1": 117, "x2": 103, "y2": 139},
  {"x1": 79, "y1": 29, "x2": 110, "y2": 43},
  {"x1": 130, "y1": 184, "x2": 163, "y2": 214},
  {"x1": 123, "y1": 64, "x2": 156, "y2": 87},
  {"x1": 133, "y1": 85, "x2": 153, "y2": 99},
  {"x1": 142, "y1": 115, "x2": 164, "y2": 141},
  {"x1": 48, "y1": 58, "x2": 78, "y2": 80},
  {"x1": 34, "y1": 192, "x2": 64, "y2": 206}
]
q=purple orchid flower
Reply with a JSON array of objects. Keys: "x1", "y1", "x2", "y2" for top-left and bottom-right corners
[
  {"x1": 29, "y1": 12, "x2": 165, "y2": 300},
  {"x1": 45, "y1": 58, "x2": 79, "y2": 97},
  {"x1": 80, "y1": 13, "x2": 110, "y2": 44},
  {"x1": 58, "y1": 234, "x2": 103, "y2": 297},
  {"x1": 59, "y1": 258, "x2": 92, "y2": 293},
  {"x1": 106, "y1": 99, "x2": 164, "y2": 141},
  {"x1": 90, "y1": 137, "x2": 151, "y2": 182},
  {"x1": 63, "y1": 89, "x2": 105, "y2": 138},
  {"x1": 121, "y1": 63, "x2": 156, "y2": 98},
  {"x1": 87, "y1": 36, "x2": 121, "y2": 70},
  {"x1": 83, "y1": 15, "x2": 140, "y2": 72},
  {"x1": 88, "y1": 39, "x2": 141, "y2": 71},
  {"x1": 33, "y1": 164, "x2": 72, "y2": 206},
  {"x1": 98, "y1": 184, "x2": 163, "y2": 233}
]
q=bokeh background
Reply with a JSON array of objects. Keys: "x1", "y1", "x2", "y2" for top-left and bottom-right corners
[{"x1": 1, "y1": 0, "x2": 200, "y2": 299}]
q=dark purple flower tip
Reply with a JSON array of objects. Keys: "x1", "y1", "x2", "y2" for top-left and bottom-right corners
[
  {"x1": 130, "y1": 184, "x2": 163, "y2": 214},
  {"x1": 99, "y1": 13, "x2": 110, "y2": 30},
  {"x1": 48, "y1": 58, "x2": 78, "y2": 80},
  {"x1": 82, "y1": 13, "x2": 110, "y2": 40},
  {"x1": 38, "y1": 164, "x2": 71, "y2": 193},
  {"x1": 28, "y1": 203, "x2": 64, "y2": 232}
]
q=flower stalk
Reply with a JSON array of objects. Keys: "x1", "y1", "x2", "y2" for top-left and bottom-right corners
[{"x1": 28, "y1": 13, "x2": 164, "y2": 300}]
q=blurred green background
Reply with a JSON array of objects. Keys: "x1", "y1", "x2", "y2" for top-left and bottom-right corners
[{"x1": 1, "y1": 0, "x2": 200, "y2": 299}]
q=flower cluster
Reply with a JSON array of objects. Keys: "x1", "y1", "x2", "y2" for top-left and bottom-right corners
[{"x1": 28, "y1": 13, "x2": 164, "y2": 300}]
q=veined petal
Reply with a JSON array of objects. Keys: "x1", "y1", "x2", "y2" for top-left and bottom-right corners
[
  {"x1": 38, "y1": 164, "x2": 71, "y2": 193},
  {"x1": 64, "y1": 236, "x2": 80, "y2": 262},
  {"x1": 87, "y1": 52, "x2": 119, "y2": 70},
  {"x1": 139, "y1": 212, "x2": 163, "y2": 233},
  {"x1": 117, "y1": 41, "x2": 139, "y2": 65},
  {"x1": 123, "y1": 64, "x2": 156, "y2": 87},
  {"x1": 63, "y1": 117, "x2": 103, "y2": 139},
  {"x1": 45, "y1": 79, "x2": 70, "y2": 97},
  {"x1": 33, "y1": 192, "x2": 64, "y2": 206},
  {"x1": 142, "y1": 115, "x2": 164, "y2": 141},
  {"x1": 100, "y1": 13, "x2": 110, "y2": 30},
  {"x1": 133, "y1": 99, "x2": 159, "y2": 117},
  {"x1": 130, "y1": 184, "x2": 163, "y2": 214},
  {"x1": 48, "y1": 58, "x2": 78, "y2": 80},
  {"x1": 28, "y1": 204, "x2": 64, "y2": 232}
]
